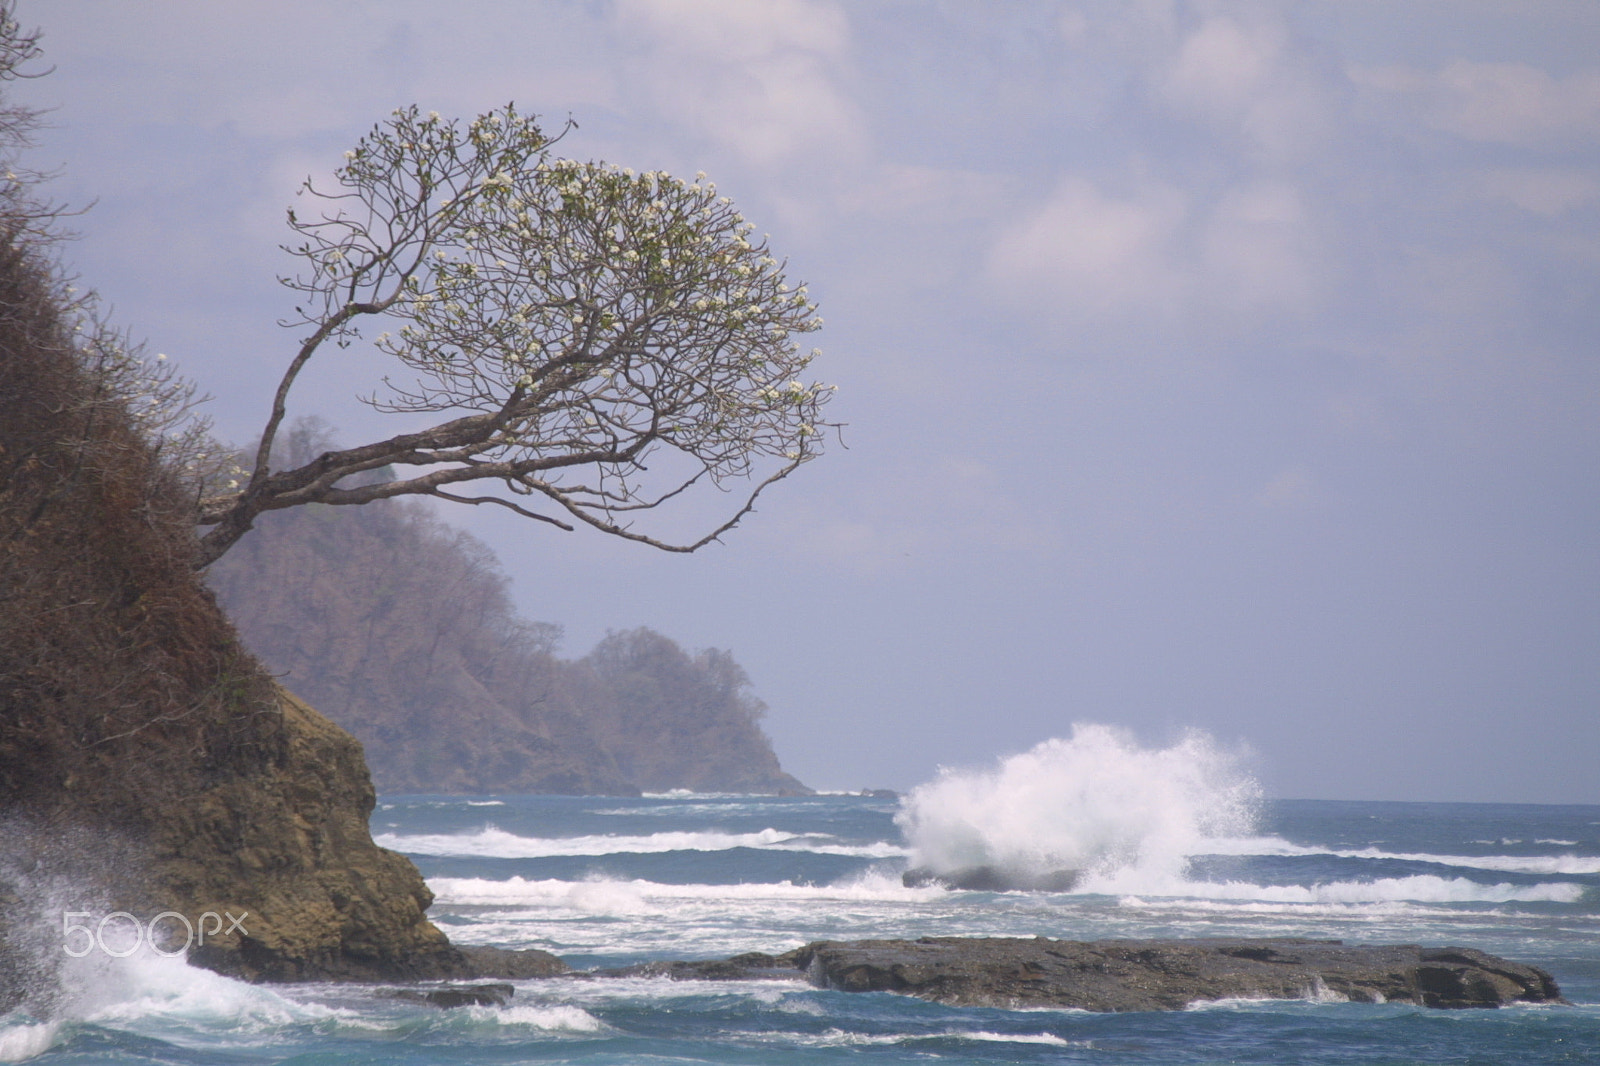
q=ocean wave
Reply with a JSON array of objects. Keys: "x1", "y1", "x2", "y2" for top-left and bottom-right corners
[
  {"x1": 897, "y1": 725, "x2": 1261, "y2": 887},
  {"x1": 376, "y1": 825, "x2": 905, "y2": 859},
  {"x1": 1171, "y1": 834, "x2": 1600, "y2": 876},
  {"x1": 1104, "y1": 874, "x2": 1586, "y2": 906},
  {"x1": 486, "y1": 1004, "x2": 605, "y2": 1031},
  {"x1": 428, "y1": 872, "x2": 942, "y2": 910},
  {"x1": 0, "y1": 1021, "x2": 58, "y2": 1063},
  {"x1": 1192, "y1": 836, "x2": 1600, "y2": 876},
  {"x1": 640, "y1": 790, "x2": 797, "y2": 800}
]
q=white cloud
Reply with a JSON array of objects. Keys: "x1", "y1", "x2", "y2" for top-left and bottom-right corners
[
  {"x1": 1155, "y1": 11, "x2": 1341, "y2": 163},
  {"x1": 1354, "y1": 61, "x2": 1600, "y2": 145},
  {"x1": 614, "y1": 0, "x2": 867, "y2": 167},
  {"x1": 984, "y1": 175, "x2": 1317, "y2": 323},
  {"x1": 985, "y1": 177, "x2": 1190, "y2": 319},
  {"x1": 1479, "y1": 167, "x2": 1600, "y2": 216},
  {"x1": 1200, "y1": 181, "x2": 1315, "y2": 312},
  {"x1": 1164, "y1": 15, "x2": 1281, "y2": 114}
]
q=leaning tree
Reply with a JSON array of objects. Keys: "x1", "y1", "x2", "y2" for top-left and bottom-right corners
[{"x1": 192, "y1": 104, "x2": 835, "y2": 568}]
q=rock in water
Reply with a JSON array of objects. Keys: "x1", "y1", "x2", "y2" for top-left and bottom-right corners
[
  {"x1": 794, "y1": 937, "x2": 1566, "y2": 1010},
  {"x1": 901, "y1": 866, "x2": 1080, "y2": 891},
  {"x1": 385, "y1": 983, "x2": 517, "y2": 1009},
  {"x1": 630, "y1": 937, "x2": 1566, "y2": 1011}
]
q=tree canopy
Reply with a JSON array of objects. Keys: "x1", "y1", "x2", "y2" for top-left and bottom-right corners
[{"x1": 194, "y1": 104, "x2": 835, "y2": 567}]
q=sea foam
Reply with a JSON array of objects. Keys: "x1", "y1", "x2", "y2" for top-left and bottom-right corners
[
  {"x1": 376, "y1": 826, "x2": 903, "y2": 860},
  {"x1": 896, "y1": 724, "x2": 1261, "y2": 890}
]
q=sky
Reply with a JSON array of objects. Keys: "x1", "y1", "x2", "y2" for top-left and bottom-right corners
[{"x1": 18, "y1": 1, "x2": 1599, "y2": 802}]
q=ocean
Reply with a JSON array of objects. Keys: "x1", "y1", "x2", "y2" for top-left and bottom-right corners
[{"x1": 4, "y1": 735, "x2": 1599, "y2": 1064}]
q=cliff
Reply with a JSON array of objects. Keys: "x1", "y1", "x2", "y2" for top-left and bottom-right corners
[{"x1": 0, "y1": 232, "x2": 514, "y2": 1010}]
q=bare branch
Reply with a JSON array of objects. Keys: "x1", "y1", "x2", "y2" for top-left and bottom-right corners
[{"x1": 194, "y1": 103, "x2": 837, "y2": 567}]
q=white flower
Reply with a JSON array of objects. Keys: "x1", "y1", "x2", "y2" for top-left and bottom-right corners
[{"x1": 343, "y1": 150, "x2": 355, "y2": 161}]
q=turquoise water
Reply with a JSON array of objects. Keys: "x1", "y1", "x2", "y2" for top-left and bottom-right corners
[{"x1": 5, "y1": 792, "x2": 1599, "y2": 1064}]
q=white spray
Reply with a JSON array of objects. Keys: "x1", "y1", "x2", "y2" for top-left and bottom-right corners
[{"x1": 896, "y1": 724, "x2": 1261, "y2": 892}]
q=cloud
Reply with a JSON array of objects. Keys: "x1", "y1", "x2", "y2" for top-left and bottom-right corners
[
  {"x1": 1154, "y1": 11, "x2": 1343, "y2": 163},
  {"x1": 983, "y1": 175, "x2": 1316, "y2": 323},
  {"x1": 1478, "y1": 167, "x2": 1600, "y2": 216},
  {"x1": 985, "y1": 176, "x2": 1189, "y2": 319},
  {"x1": 1354, "y1": 61, "x2": 1600, "y2": 145},
  {"x1": 614, "y1": 0, "x2": 866, "y2": 168}
]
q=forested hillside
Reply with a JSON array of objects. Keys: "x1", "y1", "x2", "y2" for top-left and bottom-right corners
[{"x1": 205, "y1": 424, "x2": 808, "y2": 797}]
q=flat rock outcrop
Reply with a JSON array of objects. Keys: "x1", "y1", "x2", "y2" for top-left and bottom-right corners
[{"x1": 617, "y1": 936, "x2": 1566, "y2": 1011}]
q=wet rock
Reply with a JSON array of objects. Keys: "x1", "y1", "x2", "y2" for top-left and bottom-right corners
[
  {"x1": 634, "y1": 937, "x2": 1567, "y2": 1012},
  {"x1": 794, "y1": 937, "x2": 1567, "y2": 1010},
  {"x1": 900, "y1": 866, "x2": 1081, "y2": 892},
  {"x1": 600, "y1": 952, "x2": 801, "y2": 982},
  {"x1": 385, "y1": 982, "x2": 516, "y2": 1008},
  {"x1": 454, "y1": 945, "x2": 570, "y2": 979}
]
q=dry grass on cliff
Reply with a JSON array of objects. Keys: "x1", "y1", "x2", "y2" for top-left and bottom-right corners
[{"x1": 0, "y1": 225, "x2": 286, "y2": 831}]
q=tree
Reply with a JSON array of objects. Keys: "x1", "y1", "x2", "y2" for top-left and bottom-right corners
[{"x1": 193, "y1": 104, "x2": 836, "y2": 567}]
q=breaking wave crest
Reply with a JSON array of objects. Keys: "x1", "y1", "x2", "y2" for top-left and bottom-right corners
[
  {"x1": 896, "y1": 724, "x2": 1261, "y2": 890},
  {"x1": 375, "y1": 826, "x2": 904, "y2": 860}
]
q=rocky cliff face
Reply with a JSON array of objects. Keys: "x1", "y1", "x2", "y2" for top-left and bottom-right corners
[
  {"x1": 0, "y1": 234, "x2": 475, "y2": 1009},
  {"x1": 153, "y1": 689, "x2": 457, "y2": 982}
]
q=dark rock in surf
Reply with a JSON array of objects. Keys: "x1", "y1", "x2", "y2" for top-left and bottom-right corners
[
  {"x1": 631, "y1": 936, "x2": 1566, "y2": 1012},
  {"x1": 598, "y1": 952, "x2": 802, "y2": 982},
  {"x1": 901, "y1": 866, "x2": 1081, "y2": 892},
  {"x1": 385, "y1": 982, "x2": 517, "y2": 1008},
  {"x1": 454, "y1": 945, "x2": 570, "y2": 979}
]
